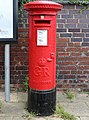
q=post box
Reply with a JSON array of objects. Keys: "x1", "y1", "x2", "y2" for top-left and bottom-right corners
[{"x1": 24, "y1": 0, "x2": 62, "y2": 116}]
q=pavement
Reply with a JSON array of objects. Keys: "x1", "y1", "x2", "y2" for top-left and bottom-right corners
[{"x1": 0, "y1": 91, "x2": 89, "y2": 120}]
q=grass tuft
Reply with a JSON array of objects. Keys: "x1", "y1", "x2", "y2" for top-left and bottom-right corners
[
  {"x1": 55, "y1": 104, "x2": 76, "y2": 120},
  {"x1": 64, "y1": 90, "x2": 77, "y2": 102},
  {"x1": 0, "y1": 100, "x2": 2, "y2": 111}
]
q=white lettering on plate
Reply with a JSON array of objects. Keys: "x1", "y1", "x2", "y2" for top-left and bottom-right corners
[{"x1": 37, "y1": 30, "x2": 48, "y2": 46}]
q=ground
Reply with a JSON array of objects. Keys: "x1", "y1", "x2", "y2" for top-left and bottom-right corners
[{"x1": 0, "y1": 91, "x2": 89, "y2": 120}]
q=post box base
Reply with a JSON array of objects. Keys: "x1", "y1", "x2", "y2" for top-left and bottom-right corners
[{"x1": 28, "y1": 88, "x2": 56, "y2": 116}]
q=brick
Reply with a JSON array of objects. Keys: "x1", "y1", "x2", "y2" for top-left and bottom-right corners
[
  {"x1": 25, "y1": 24, "x2": 28, "y2": 27},
  {"x1": 79, "y1": 62, "x2": 89, "y2": 65},
  {"x1": 82, "y1": 10, "x2": 89, "y2": 14},
  {"x1": 60, "y1": 33, "x2": 72, "y2": 37},
  {"x1": 82, "y1": 29, "x2": 89, "y2": 32},
  {"x1": 57, "y1": 24, "x2": 64, "y2": 28},
  {"x1": 58, "y1": 57, "x2": 65, "y2": 61},
  {"x1": 57, "y1": 38, "x2": 69, "y2": 42},
  {"x1": 56, "y1": 84, "x2": 62, "y2": 88},
  {"x1": 57, "y1": 43, "x2": 67, "y2": 47},
  {"x1": 67, "y1": 19, "x2": 78, "y2": 23},
  {"x1": 73, "y1": 33, "x2": 84, "y2": 37},
  {"x1": 56, "y1": 29, "x2": 66, "y2": 32},
  {"x1": 73, "y1": 43, "x2": 81, "y2": 47},
  {"x1": 0, "y1": 66, "x2": 3, "y2": 71},
  {"x1": 81, "y1": 47, "x2": 89, "y2": 52},
  {"x1": 68, "y1": 29, "x2": 80, "y2": 32},
  {"x1": 18, "y1": 28, "x2": 28, "y2": 32},
  {"x1": 22, "y1": 70, "x2": 28, "y2": 74},
  {"x1": 86, "y1": 34, "x2": 89, "y2": 37},
  {"x1": 59, "y1": 66, "x2": 65, "y2": 70},
  {"x1": 19, "y1": 33, "x2": 28, "y2": 38},
  {"x1": 58, "y1": 75, "x2": 64, "y2": 79},
  {"x1": 57, "y1": 19, "x2": 66, "y2": 23},
  {"x1": 16, "y1": 66, "x2": 28, "y2": 70},
  {"x1": 63, "y1": 4, "x2": 75, "y2": 9},
  {"x1": 69, "y1": 10, "x2": 80, "y2": 14},
  {"x1": 0, "y1": 62, "x2": 4, "y2": 65},
  {"x1": 78, "y1": 75, "x2": 88, "y2": 78},
  {"x1": 56, "y1": 47, "x2": 65, "y2": 52},
  {"x1": 71, "y1": 71, "x2": 82, "y2": 74},
  {"x1": 71, "y1": 52, "x2": 81, "y2": 56},
  {"x1": 78, "y1": 57, "x2": 89, "y2": 61},
  {"x1": 77, "y1": 47, "x2": 82, "y2": 52},
  {"x1": 64, "y1": 75, "x2": 76, "y2": 79},
  {"x1": 77, "y1": 24, "x2": 88, "y2": 28},
  {"x1": 79, "y1": 19, "x2": 89, "y2": 23},
  {"x1": 66, "y1": 48, "x2": 76, "y2": 52},
  {"x1": 0, "y1": 71, "x2": 4, "y2": 75},
  {"x1": 65, "y1": 24, "x2": 76, "y2": 28},
  {"x1": 64, "y1": 57, "x2": 78, "y2": 61},
  {"x1": 74, "y1": 14, "x2": 86, "y2": 18},
  {"x1": 76, "y1": 5, "x2": 87, "y2": 9},
  {"x1": 66, "y1": 66, "x2": 77, "y2": 70},
  {"x1": 71, "y1": 38, "x2": 82, "y2": 42},
  {"x1": 59, "y1": 71, "x2": 70, "y2": 74},
  {"x1": 0, "y1": 80, "x2": 4, "y2": 84},
  {"x1": 82, "y1": 43, "x2": 89, "y2": 46},
  {"x1": 62, "y1": 15, "x2": 73, "y2": 18},
  {"x1": 24, "y1": 62, "x2": 28, "y2": 65},
  {"x1": 83, "y1": 38, "x2": 89, "y2": 42},
  {"x1": 76, "y1": 5, "x2": 86, "y2": 9},
  {"x1": 83, "y1": 71, "x2": 89, "y2": 74},
  {"x1": 58, "y1": 52, "x2": 70, "y2": 56},
  {"x1": 68, "y1": 43, "x2": 73, "y2": 47},
  {"x1": 60, "y1": 61, "x2": 76, "y2": 65},
  {"x1": 58, "y1": 10, "x2": 69, "y2": 15}
]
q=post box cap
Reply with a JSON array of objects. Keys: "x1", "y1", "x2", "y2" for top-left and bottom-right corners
[{"x1": 24, "y1": 1, "x2": 62, "y2": 11}]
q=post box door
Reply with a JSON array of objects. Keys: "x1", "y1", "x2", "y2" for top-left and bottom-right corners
[{"x1": 29, "y1": 25, "x2": 56, "y2": 91}]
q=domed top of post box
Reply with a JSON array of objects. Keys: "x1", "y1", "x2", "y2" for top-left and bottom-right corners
[{"x1": 24, "y1": 1, "x2": 62, "y2": 15}]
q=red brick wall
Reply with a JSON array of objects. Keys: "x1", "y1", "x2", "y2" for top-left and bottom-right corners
[
  {"x1": 0, "y1": 10, "x2": 29, "y2": 90},
  {"x1": 56, "y1": 4, "x2": 89, "y2": 91},
  {"x1": 0, "y1": 3, "x2": 89, "y2": 91}
]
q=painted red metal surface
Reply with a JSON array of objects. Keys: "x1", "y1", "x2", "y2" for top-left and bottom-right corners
[{"x1": 24, "y1": 1, "x2": 62, "y2": 91}]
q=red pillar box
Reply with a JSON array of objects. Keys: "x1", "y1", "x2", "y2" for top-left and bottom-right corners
[{"x1": 24, "y1": 1, "x2": 62, "y2": 116}]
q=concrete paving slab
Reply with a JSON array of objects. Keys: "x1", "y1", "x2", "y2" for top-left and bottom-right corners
[
  {"x1": 0, "y1": 92, "x2": 27, "y2": 103},
  {"x1": 57, "y1": 92, "x2": 89, "y2": 103},
  {"x1": 74, "y1": 94, "x2": 89, "y2": 103},
  {"x1": 12, "y1": 116, "x2": 25, "y2": 120},
  {"x1": 1, "y1": 102, "x2": 27, "y2": 117},
  {"x1": 60, "y1": 102, "x2": 89, "y2": 116},
  {"x1": 31, "y1": 118, "x2": 47, "y2": 120},
  {"x1": 0, "y1": 92, "x2": 5, "y2": 101},
  {"x1": 85, "y1": 101, "x2": 89, "y2": 108},
  {"x1": 0, "y1": 91, "x2": 89, "y2": 120},
  {"x1": 80, "y1": 117, "x2": 89, "y2": 120},
  {"x1": 0, "y1": 116, "x2": 13, "y2": 120},
  {"x1": 17, "y1": 92, "x2": 27, "y2": 102},
  {"x1": 5, "y1": 117, "x2": 13, "y2": 120},
  {"x1": 0, "y1": 117, "x2": 6, "y2": 120},
  {"x1": 46, "y1": 117, "x2": 64, "y2": 120},
  {"x1": 31, "y1": 117, "x2": 64, "y2": 120},
  {"x1": 0, "y1": 117, "x2": 26, "y2": 120},
  {"x1": 56, "y1": 92, "x2": 70, "y2": 103},
  {"x1": 10, "y1": 92, "x2": 18, "y2": 102}
]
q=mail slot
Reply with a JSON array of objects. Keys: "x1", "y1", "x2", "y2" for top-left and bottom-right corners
[{"x1": 35, "y1": 20, "x2": 50, "y2": 24}]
